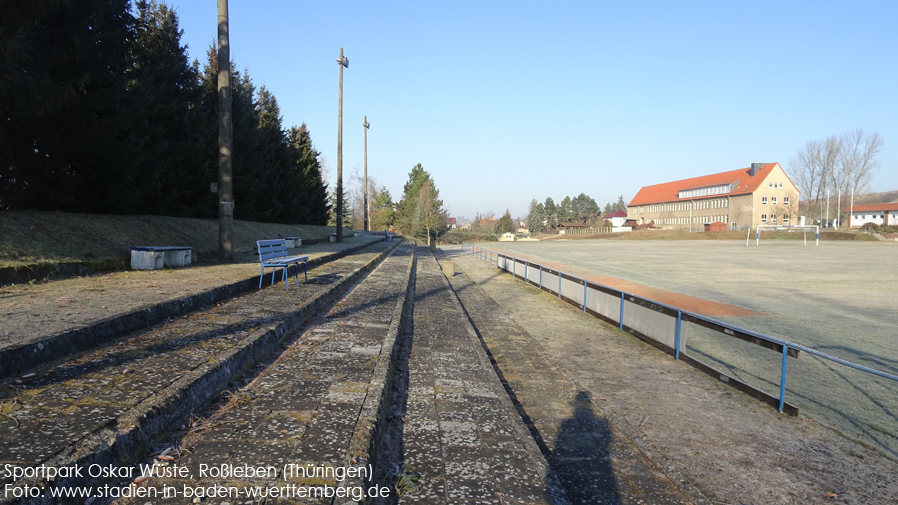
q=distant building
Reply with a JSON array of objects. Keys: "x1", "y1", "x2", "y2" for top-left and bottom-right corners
[
  {"x1": 602, "y1": 210, "x2": 628, "y2": 227},
  {"x1": 627, "y1": 163, "x2": 800, "y2": 231},
  {"x1": 847, "y1": 203, "x2": 898, "y2": 228},
  {"x1": 447, "y1": 217, "x2": 457, "y2": 229},
  {"x1": 556, "y1": 222, "x2": 586, "y2": 235},
  {"x1": 498, "y1": 232, "x2": 516, "y2": 242}
]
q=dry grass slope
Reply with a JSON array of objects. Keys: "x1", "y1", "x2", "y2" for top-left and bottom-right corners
[{"x1": 0, "y1": 211, "x2": 356, "y2": 286}]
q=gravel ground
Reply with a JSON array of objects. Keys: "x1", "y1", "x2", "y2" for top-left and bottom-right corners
[
  {"x1": 478, "y1": 239, "x2": 898, "y2": 460},
  {"x1": 445, "y1": 246, "x2": 897, "y2": 505},
  {"x1": 0, "y1": 237, "x2": 380, "y2": 351}
]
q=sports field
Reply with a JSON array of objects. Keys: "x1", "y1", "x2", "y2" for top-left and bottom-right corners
[{"x1": 481, "y1": 239, "x2": 898, "y2": 458}]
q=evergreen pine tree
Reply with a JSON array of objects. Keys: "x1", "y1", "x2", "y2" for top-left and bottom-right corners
[
  {"x1": 127, "y1": 0, "x2": 201, "y2": 215},
  {"x1": 372, "y1": 186, "x2": 396, "y2": 230},
  {"x1": 497, "y1": 209, "x2": 515, "y2": 234},
  {"x1": 0, "y1": 0, "x2": 136, "y2": 211},
  {"x1": 614, "y1": 195, "x2": 627, "y2": 212},
  {"x1": 288, "y1": 124, "x2": 330, "y2": 225},
  {"x1": 526, "y1": 199, "x2": 545, "y2": 235},
  {"x1": 544, "y1": 197, "x2": 558, "y2": 229},
  {"x1": 397, "y1": 164, "x2": 445, "y2": 239},
  {"x1": 558, "y1": 196, "x2": 573, "y2": 223}
]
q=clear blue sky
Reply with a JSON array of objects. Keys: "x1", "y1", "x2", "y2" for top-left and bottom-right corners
[{"x1": 167, "y1": 0, "x2": 897, "y2": 221}]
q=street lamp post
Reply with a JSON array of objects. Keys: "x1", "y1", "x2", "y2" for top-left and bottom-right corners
[
  {"x1": 363, "y1": 116, "x2": 370, "y2": 232},
  {"x1": 336, "y1": 48, "x2": 349, "y2": 242}
]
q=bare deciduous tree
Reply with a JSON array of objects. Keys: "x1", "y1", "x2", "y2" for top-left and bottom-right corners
[
  {"x1": 789, "y1": 129, "x2": 883, "y2": 221},
  {"x1": 348, "y1": 165, "x2": 378, "y2": 230},
  {"x1": 415, "y1": 180, "x2": 447, "y2": 245},
  {"x1": 840, "y1": 128, "x2": 883, "y2": 196},
  {"x1": 790, "y1": 135, "x2": 841, "y2": 207}
]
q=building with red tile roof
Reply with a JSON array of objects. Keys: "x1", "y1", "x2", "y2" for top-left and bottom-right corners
[
  {"x1": 627, "y1": 163, "x2": 800, "y2": 231},
  {"x1": 602, "y1": 210, "x2": 629, "y2": 227},
  {"x1": 847, "y1": 203, "x2": 898, "y2": 228}
]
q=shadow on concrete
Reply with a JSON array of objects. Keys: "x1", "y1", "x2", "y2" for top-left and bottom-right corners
[{"x1": 547, "y1": 390, "x2": 620, "y2": 504}]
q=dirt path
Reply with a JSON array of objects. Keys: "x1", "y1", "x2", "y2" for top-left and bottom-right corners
[{"x1": 445, "y1": 246, "x2": 896, "y2": 505}]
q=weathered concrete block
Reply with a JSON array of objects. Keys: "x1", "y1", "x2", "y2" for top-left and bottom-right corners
[
  {"x1": 163, "y1": 249, "x2": 191, "y2": 267},
  {"x1": 442, "y1": 260, "x2": 455, "y2": 276},
  {"x1": 131, "y1": 250, "x2": 163, "y2": 270}
]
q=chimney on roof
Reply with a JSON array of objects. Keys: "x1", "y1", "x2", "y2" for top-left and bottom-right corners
[{"x1": 749, "y1": 163, "x2": 765, "y2": 176}]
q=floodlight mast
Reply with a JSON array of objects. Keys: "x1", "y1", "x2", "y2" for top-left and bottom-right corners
[
  {"x1": 336, "y1": 48, "x2": 349, "y2": 242},
  {"x1": 363, "y1": 116, "x2": 370, "y2": 231},
  {"x1": 217, "y1": 0, "x2": 233, "y2": 263}
]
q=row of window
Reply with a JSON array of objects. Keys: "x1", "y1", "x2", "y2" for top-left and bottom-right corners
[
  {"x1": 768, "y1": 182, "x2": 785, "y2": 189},
  {"x1": 656, "y1": 215, "x2": 729, "y2": 225},
  {"x1": 678, "y1": 185, "x2": 731, "y2": 199},
  {"x1": 852, "y1": 214, "x2": 885, "y2": 220},
  {"x1": 645, "y1": 198, "x2": 729, "y2": 213},
  {"x1": 760, "y1": 214, "x2": 790, "y2": 224},
  {"x1": 761, "y1": 196, "x2": 789, "y2": 206}
]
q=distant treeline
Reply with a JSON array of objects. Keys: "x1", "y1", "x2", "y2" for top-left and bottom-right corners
[
  {"x1": 524, "y1": 194, "x2": 627, "y2": 235},
  {"x1": 0, "y1": 0, "x2": 328, "y2": 224}
]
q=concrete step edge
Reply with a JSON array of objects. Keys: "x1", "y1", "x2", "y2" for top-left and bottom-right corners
[
  {"x1": 2, "y1": 240, "x2": 402, "y2": 504},
  {"x1": 0, "y1": 239, "x2": 384, "y2": 379}
]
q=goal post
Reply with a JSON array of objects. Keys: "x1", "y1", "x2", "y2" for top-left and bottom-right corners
[{"x1": 750, "y1": 224, "x2": 819, "y2": 246}]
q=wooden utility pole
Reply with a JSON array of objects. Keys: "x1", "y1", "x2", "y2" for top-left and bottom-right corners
[
  {"x1": 217, "y1": 0, "x2": 233, "y2": 262},
  {"x1": 336, "y1": 48, "x2": 349, "y2": 242},
  {"x1": 363, "y1": 116, "x2": 370, "y2": 231}
]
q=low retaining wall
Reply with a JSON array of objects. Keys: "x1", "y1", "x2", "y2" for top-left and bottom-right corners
[{"x1": 345, "y1": 244, "x2": 416, "y2": 497}]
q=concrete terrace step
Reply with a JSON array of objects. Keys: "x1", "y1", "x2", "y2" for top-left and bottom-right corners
[
  {"x1": 101, "y1": 242, "x2": 418, "y2": 504},
  {"x1": 397, "y1": 246, "x2": 566, "y2": 504},
  {"x1": 0, "y1": 238, "x2": 386, "y2": 380},
  {"x1": 0, "y1": 240, "x2": 402, "y2": 504}
]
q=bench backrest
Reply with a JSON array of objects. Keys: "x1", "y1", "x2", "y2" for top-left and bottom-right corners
[{"x1": 257, "y1": 239, "x2": 289, "y2": 262}]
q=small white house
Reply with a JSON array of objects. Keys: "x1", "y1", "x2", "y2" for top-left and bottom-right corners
[
  {"x1": 603, "y1": 210, "x2": 628, "y2": 227},
  {"x1": 848, "y1": 203, "x2": 898, "y2": 228}
]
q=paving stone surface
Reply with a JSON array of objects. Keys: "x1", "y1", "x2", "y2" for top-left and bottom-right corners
[
  {"x1": 0, "y1": 241, "x2": 398, "y2": 496},
  {"x1": 435, "y1": 250, "x2": 694, "y2": 505},
  {"x1": 398, "y1": 247, "x2": 561, "y2": 505},
  {"x1": 108, "y1": 243, "x2": 415, "y2": 504}
]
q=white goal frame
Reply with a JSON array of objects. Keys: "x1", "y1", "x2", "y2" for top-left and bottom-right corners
[{"x1": 749, "y1": 224, "x2": 819, "y2": 246}]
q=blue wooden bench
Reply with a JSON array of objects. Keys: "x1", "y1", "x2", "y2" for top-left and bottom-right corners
[{"x1": 257, "y1": 239, "x2": 309, "y2": 291}]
